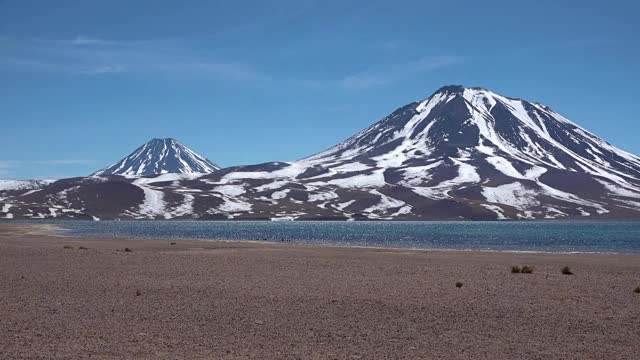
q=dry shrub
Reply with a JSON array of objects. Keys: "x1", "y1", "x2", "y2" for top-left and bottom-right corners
[
  {"x1": 521, "y1": 265, "x2": 534, "y2": 274},
  {"x1": 561, "y1": 266, "x2": 573, "y2": 275}
]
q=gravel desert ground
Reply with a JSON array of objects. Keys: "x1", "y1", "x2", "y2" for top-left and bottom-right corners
[{"x1": 1, "y1": 224, "x2": 639, "y2": 359}]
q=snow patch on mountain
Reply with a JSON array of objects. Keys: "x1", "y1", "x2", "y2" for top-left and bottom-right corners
[
  {"x1": 0, "y1": 179, "x2": 54, "y2": 191},
  {"x1": 480, "y1": 204, "x2": 507, "y2": 220},
  {"x1": 213, "y1": 184, "x2": 246, "y2": 196},
  {"x1": 217, "y1": 196, "x2": 252, "y2": 213},
  {"x1": 310, "y1": 169, "x2": 386, "y2": 188},
  {"x1": 131, "y1": 177, "x2": 166, "y2": 218},
  {"x1": 482, "y1": 182, "x2": 540, "y2": 210}
]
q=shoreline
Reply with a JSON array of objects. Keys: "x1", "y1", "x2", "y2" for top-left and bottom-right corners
[
  {"x1": 2, "y1": 223, "x2": 639, "y2": 359},
  {"x1": 5, "y1": 218, "x2": 640, "y2": 222}
]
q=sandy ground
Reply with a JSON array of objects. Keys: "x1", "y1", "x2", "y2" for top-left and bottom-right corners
[{"x1": 0, "y1": 224, "x2": 639, "y2": 359}]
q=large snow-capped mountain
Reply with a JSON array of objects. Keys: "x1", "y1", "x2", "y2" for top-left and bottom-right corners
[
  {"x1": 2, "y1": 85, "x2": 640, "y2": 221},
  {"x1": 92, "y1": 138, "x2": 219, "y2": 176},
  {"x1": 180, "y1": 85, "x2": 640, "y2": 221}
]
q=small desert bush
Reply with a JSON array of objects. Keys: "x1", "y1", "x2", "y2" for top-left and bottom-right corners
[
  {"x1": 124, "y1": 247, "x2": 132, "y2": 252},
  {"x1": 79, "y1": 246, "x2": 89, "y2": 250},
  {"x1": 455, "y1": 281, "x2": 463, "y2": 288},
  {"x1": 511, "y1": 265, "x2": 522, "y2": 273},
  {"x1": 521, "y1": 265, "x2": 534, "y2": 274},
  {"x1": 170, "y1": 242, "x2": 176, "y2": 246},
  {"x1": 63, "y1": 245, "x2": 74, "y2": 250},
  {"x1": 135, "y1": 289, "x2": 141, "y2": 296},
  {"x1": 634, "y1": 287, "x2": 640, "y2": 294},
  {"x1": 561, "y1": 266, "x2": 573, "y2": 275}
]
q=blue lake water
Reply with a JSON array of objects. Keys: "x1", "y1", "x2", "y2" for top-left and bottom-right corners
[{"x1": 35, "y1": 220, "x2": 640, "y2": 253}]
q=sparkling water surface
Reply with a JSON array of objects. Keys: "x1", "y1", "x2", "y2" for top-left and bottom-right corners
[{"x1": 33, "y1": 220, "x2": 640, "y2": 253}]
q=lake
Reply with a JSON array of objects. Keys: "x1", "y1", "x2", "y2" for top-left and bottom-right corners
[{"x1": 34, "y1": 220, "x2": 640, "y2": 253}]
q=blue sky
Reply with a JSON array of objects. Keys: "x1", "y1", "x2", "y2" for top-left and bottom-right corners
[{"x1": 1, "y1": 0, "x2": 638, "y2": 179}]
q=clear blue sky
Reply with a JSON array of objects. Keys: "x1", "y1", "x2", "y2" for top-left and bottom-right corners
[{"x1": 1, "y1": 0, "x2": 638, "y2": 179}]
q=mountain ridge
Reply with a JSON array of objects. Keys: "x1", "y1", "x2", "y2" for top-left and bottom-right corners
[{"x1": 2, "y1": 85, "x2": 640, "y2": 221}]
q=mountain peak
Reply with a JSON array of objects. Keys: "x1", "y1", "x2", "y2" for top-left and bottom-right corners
[
  {"x1": 433, "y1": 84, "x2": 466, "y2": 95},
  {"x1": 146, "y1": 137, "x2": 180, "y2": 145},
  {"x1": 307, "y1": 84, "x2": 640, "y2": 179},
  {"x1": 92, "y1": 138, "x2": 219, "y2": 177},
  {"x1": 432, "y1": 84, "x2": 495, "y2": 96}
]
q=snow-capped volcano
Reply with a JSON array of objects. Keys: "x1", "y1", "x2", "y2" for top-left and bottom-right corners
[
  {"x1": 286, "y1": 85, "x2": 640, "y2": 218},
  {"x1": 307, "y1": 85, "x2": 640, "y2": 176},
  {"x1": 92, "y1": 138, "x2": 219, "y2": 177},
  {"x1": 191, "y1": 85, "x2": 640, "y2": 220}
]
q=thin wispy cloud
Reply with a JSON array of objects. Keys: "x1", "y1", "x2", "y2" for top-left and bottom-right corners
[
  {"x1": 302, "y1": 55, "x2": 464, "y2": 92},
  {"x1": 0, "y1": 35, "x2": 265, "y2": 81},
  {"x1": 346, "y1": 55, "x2": 464, "y2": 91},
  {"x1": 77, "y1": 65, "x2": 125, "y2": 75},
  {"x1": 0, "y1": 161, "x2": 13, "y2": 176},
  {"x1": 0, "y1": 34, "x2": 464, "y2": 92},
  {"x1": 191, "y1": 62, "x2": 270, "y2": 82},
  {"x1": 35, "y1": 160, "x2": 100, "y2": 165},
  {"x1": 69, "y1": 35, "x2": 122, "y2": 46},
  {"x1": 197, "y1": 0, "x2": 317, "y2": 39},
  {"x1": 0, "y1": 1, "x2": 319, "y2": 80}
]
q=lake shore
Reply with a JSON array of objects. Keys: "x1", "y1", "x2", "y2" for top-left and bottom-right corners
[{"x1": 1, "y1": 223, "x2": 639, "y2": 359}]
